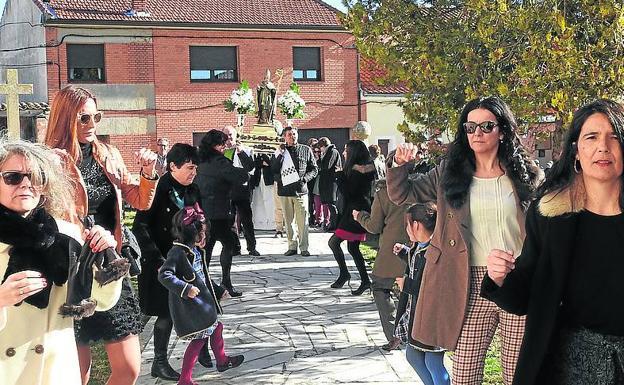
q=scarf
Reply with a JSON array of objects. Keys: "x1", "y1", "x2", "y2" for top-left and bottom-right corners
[{"x1": 0, "y1": 204, "x2": 74, "y2": 309}]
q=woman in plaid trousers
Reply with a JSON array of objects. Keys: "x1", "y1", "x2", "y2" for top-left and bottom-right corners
[{"x1": 387, "y1": 96, "x2": 542, "y2": 385}]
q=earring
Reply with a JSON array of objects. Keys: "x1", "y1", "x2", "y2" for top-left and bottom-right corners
[
  {"x1": 574, "y1": 159, "x2": 581, "y2": 174},
  {"x1": 499, "y1": 137, "x2": 504, "y2": 143}
]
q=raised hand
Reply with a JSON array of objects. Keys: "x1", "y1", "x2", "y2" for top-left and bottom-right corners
[
  {"x1": 394, "y1": 143, "x2": 420, "y2": 166},
  {"x1": 486, "y1": 249, "x2": 515, "y2": 287},
  {"x1": 134, "y1": 148, "x2": 158, "y2": 177}
]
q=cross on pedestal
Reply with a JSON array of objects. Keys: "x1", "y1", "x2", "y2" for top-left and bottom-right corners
[{"x1": 0, "y1": 69, "x2": 33, "y2": 139}]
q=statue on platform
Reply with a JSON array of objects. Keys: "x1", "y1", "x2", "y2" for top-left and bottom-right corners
[{"x1": 257, "y1": 69, "x2": 276, "y2": 125}]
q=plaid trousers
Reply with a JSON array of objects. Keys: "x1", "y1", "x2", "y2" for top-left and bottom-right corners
[{"x1": 451, "y1": 266, "x2": 526, "y2": 385}]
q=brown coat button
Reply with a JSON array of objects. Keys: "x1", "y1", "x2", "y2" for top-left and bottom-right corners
[
  {"x1": 447, "y1": 212, "x2": 453, "y2": 219},
  {"x1": 34, "y1": 345, "x2": 44, "y2": 354},
  {"x1": 6, "y1": 347, "x2": 15, "y2": 357},
  {"x1": 449, "y1": 239, "x2": 456, "y2": 247}
]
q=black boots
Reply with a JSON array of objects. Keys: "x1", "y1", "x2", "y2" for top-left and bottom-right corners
[
  {"x1": 151, "y1": 354, "x2": 180, "y2": 381},
  {"x1": 151, "y1": 317, "x2": 180, "y2": 381},
  {"x1": 351, "y1": 281, "x2": 371, "y2": 296},
  {"x1": 330, "y1": 273, "x2": 351, "y2": 289}
]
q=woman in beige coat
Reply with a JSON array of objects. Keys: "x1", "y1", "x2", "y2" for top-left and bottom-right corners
[
  {"x1": 388, "y1": 96, "x2": 542, "y2": 385},
  {"x1": 0, "y1": 140, "x2": 120, "y2": 385}
]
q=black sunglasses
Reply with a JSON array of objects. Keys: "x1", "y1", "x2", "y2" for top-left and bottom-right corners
[
  {"x1": 463, "y1": 121, "x2": 498, "y2": 134},
  {"x1": 78, "y1": 112, "x2": 103, "y2": 125},
  {"x1": 0, "y1": 171, "x2": 33, "y2": 186}
]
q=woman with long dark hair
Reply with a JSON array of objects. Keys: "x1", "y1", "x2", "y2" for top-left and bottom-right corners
[
  {"x1": 483, "y1": 99, "x2": 624, "y2": 385},
  {"x1": 388, "y1": 96, "x2": 542, "y2": 385},
  {"x1": 328, "y1": 140, "x2": 376, "y2": 296}
]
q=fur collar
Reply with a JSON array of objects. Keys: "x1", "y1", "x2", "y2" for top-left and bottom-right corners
[{"x1": 538, "y1": 176, "x2": 586, "y2": 217}]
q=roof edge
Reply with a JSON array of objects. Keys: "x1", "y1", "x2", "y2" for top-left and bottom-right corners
[{"x1": 43, "y1": 18, "x2": 347, "y2": 32}]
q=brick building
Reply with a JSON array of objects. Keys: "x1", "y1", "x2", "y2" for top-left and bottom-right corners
[{"x1": 0, "y1": 0, "x2": 359, "y2": 169}]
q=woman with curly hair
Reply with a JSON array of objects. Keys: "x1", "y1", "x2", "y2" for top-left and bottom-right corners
[
  {"x1": 0, "y1": 140, "x2": 120, "y2": 385},
  {"x1": 388, "y1": 96, "x2": 542, "y2": 385}
]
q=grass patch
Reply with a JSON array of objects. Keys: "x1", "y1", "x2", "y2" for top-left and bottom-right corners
[
  {"x1": 483, "y1": 335, "x2": 504, "y2": 385},
  {"x1": 87, "y1": 344, "x2": 110, "y2": 385}
]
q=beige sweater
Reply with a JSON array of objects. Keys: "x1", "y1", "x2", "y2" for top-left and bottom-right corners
[{"x1": 468, "y1": 175, "x2": 523, "y2": 266}]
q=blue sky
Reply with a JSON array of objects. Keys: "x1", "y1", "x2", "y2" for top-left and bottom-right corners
[{"x1": 0, "y1": 0, "x2": 347, "y2": 17}]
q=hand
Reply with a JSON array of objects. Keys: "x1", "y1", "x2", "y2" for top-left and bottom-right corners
[
  {"x1": 486, "y1": 249, "x2": 515, "y2": 287},
  {"x1": 352, "y1": 210, "x2": 360, "y2": 221},
  {"x1": 394, "y1": 143, "x2": 420, "y2": 166},
  {"x1": 393, "y1": 243, "x2": 405, "y2": 256},
  {"x1": 134, "y1": 148, "x2": 158, "y2": 176},
  {"x1": 395, "y1": 276, "x2": 405, "y2": 291},
  {"x1": 83, "y1": 225, "x2": 117, "y2": 252},
  {"x1": 262, "y1": 161, "x2": 269, "y2": 167},
  {"x1": 187, "y1": 285, "x2": 200, "y2": 299},
  {"x1": 0, "y1": 271, "x2": 47, "y2": 307}
]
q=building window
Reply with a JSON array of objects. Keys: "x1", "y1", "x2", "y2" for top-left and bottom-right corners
[
  {"x1": 293, "y1": 47, "x2": 321, "y2": 81},
  {"x1": 190, "y1": 46, "x2": 238, "y2": 82},
  {"x1": 538, "y1": 149, "x2": 546, "y2": 158},
  {"x1": 67, "y1": 44, "x2": 105, "y2": 82}
]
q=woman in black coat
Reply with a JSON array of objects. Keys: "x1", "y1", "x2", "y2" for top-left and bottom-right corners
[
  {"x1": 318, "y1": 137, "x2": 342, "y2": 230},
  {"x1": 195, "y1": 130, "x2": 252, "y2": 297},
  {"x1": 328, "y1": 140, "x2": 376, "y2": 295},
  {"x1": 482, "y1": 99, "x2": 624, "y2": 385},
  {"x1": 132, "y1": 143, "x2": 208, "y2": 380}
]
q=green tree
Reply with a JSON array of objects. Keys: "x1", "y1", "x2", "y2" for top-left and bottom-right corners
[{"x1": 344, "y1": 0, "x2": 624, "y2": 148}]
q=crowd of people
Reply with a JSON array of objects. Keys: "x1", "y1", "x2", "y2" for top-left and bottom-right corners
[{"x1": 2, "y1": 84, "x2": 624, "y2": 385}]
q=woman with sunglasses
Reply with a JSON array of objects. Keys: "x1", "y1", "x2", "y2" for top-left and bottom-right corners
[
  {"x1": 388, "y1": 96, "x2": 542, "y2": 385},
  {"x1": 45, "y1": 85, "x2": 158, "y2": 385},
  {"x1": 0, "y1": 140, "x2": 120, "y2": 385}
]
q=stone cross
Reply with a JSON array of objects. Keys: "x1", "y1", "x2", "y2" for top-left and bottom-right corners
[{"x1": 0, "y1": 69, "x2": 33, "y2": 139}]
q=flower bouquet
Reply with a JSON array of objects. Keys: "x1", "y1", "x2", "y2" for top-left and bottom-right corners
[
  {"x1": 277, "y1": 83, "x2": 306, "y2": 125},
  {"x1": 224, "y1": 81, "x2": 256, "y2": 126}
]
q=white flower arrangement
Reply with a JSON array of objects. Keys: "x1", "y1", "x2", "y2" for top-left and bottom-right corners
[
  {"x1": 224, "y1": 80, "x2": 256, "y2": 115},
  {"x1": 277, "y1": 83, "x2": 306, "y2": 119}
]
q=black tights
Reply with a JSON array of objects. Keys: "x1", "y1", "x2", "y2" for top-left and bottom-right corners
[{"x1": 328, "y1": 234, "x2": 370, "y2": 284}]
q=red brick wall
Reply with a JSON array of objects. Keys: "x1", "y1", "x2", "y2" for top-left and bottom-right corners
[{"x1": 44, "y1": 27, "x2": 358, "y2": 172}]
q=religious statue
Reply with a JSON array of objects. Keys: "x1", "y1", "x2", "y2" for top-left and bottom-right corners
[{"x1": 257, "y1": 69, "x2": 276, "y2": 125}]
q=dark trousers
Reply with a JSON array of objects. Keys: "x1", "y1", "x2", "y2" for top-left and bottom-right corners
[
  {"x1": 232, "y1": 199, "x2": 256, "y2": 251},
  {"x1": 205, "y1": 218, "x2": 239, "y2": 288}
]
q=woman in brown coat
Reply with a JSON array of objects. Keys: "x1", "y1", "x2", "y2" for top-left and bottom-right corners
[
  {"x1": 45, "y1": 86, "x2": 158, "y2": 385},
  {"x1": 388, "y1": 96, "x2": 542, "y2": 385}
]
